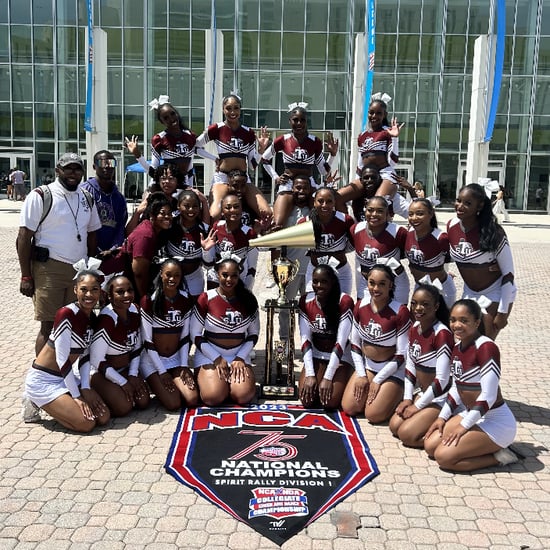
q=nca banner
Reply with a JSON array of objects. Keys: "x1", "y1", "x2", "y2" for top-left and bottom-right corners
[{"x1": 165, "y1": 404, "x2": 379, "y2": 545}]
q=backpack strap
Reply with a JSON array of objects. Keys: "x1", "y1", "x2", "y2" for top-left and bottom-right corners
[
  {"x1": 80, "y1": 188, "x2": 95, "y2": 210},
  {"x1": 34, "y1": 185, "x2": 53, "y2": 227}
]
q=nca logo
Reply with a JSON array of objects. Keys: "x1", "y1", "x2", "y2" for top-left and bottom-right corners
[
  {"x1": 223, "y1": 309, "x2": 243, "y2": 326},
  {"x1": 407, "y1": 246, "x2": 424, "y2": 264},
  {"x1": 366, "y1": 319, "x2": 382, "y2": 338},
  {"x1": 456, "y1": 239, "x2": 473, "y2": 257},
  {"x1": 451, "y1": 357, "x2": 463, "y2": 377},
  {"x1": 293, "y1": 147, "x2": 308, "y2": 162},
  {"x1": 361, "y1": 244, "x2": 380, "y2": 262}
]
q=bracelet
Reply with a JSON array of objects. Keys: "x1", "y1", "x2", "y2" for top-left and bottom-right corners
[{"x1": 21, "y1": 276, "x2": 33, "y2": 281}]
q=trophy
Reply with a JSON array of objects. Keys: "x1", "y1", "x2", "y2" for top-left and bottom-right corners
[{"x1": 249, "y1": 221, "x2": 316, "y2": 398}]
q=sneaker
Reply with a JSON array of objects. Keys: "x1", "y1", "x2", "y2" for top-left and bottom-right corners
[
  {"x1": 21, "y1": 396, "x2": 41, "y2": 423},
  {"x1": 494, "y1": 447, "x2": 519, "y2": 466}
]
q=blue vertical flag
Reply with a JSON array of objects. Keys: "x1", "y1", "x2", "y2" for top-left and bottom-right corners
[
  {"x1": 484, "y1": 0, "x2": 505, "y2": 142},
  {"x1": 362, "y1": 0, "x2": 376, "y2": 130},
  {"x1": 84, "y1": 0, "x2": 94, "y2": 132}
]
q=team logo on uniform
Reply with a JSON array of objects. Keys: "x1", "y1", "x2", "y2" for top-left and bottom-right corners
[
  {"x1": 319, "y1": 233, "x2": 335, "y2": 247},
  {"x1": 223, "y1": 309, "x2": 243, "y2": 326},
  {"x1": 229, "y1": 137, "x2": 244, "y2": 150},
  {"x1": 165, "y1": 309, "x2": 183, "y2": 324},
  {"x1": 313, "y1": 314, "x2": 327, "y2": 331},
  {"x1": 410, "y1": 340, "x2": 421, "y2": 360},
  {"x1": 84, "y1": 327, "x2": 94, "y2": 346},
  {"x1": 456, "y1": 238, "x2": 473, "y2": 257},
  {"x1": 165, "y1": 405, "x2": 378, "y2": 545},
  {"x1": 407, "y1": 246, "x2": 424, "y2": 264},
  {"x1": 179, "y1": 240, "x2": 196, "y2": 253},
  {"x1": 293, "y1": 147, "x2": 308, "y2": 162},
  {"x1": 365, "y1": 318, "x2": 382, "y2": 338},
  {"x1": 451, "y1": 357, "x2": 463, "y2": 377},
  {"x1": 126, "y1": 330, "x2": 139, "y2": 348},
  {"x1": 361, "y1": 244, "x2": 380, "y2": 262},
  {"x1": 176, "y1": 143, "x2": 190, "y2": 154},
  {"x1": 218, "y1": 239, "x2": 235, "y2": 253}
]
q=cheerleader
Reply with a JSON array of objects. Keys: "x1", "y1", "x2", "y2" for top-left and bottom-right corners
[
  {"x1": 424, "y1": 299, "x2": 518, "y2": 471},
  {"x1": 447, "y1": 183, "x2": 516, "y2": 339},
  {"x1": 165, "y1": 189, "x2": 209, "y2": 299},
  {"x1": 262, "y1": 102, "x2": 338, "y2": 230},
  {"x1": 406, "y1": 198, "x2": 456, "y2": 308},
  {"x1": 22, "y1": 266, "x2": 110, "y2": 432},
  {"x1": 140, "y1": 259, "x2": 198, "y2": 409},
  {"x1": 298, "y1": 263, "x2": 354, "y2": 409},
  {"x1": 190, "y1": 256, "x2": 258, "y2": 406},
  {"x1": 342, "y1": 263, "x2": 411, "y2": 423},
  {"x1": 349, "y1": 196, "x2": 409, "y2": 303},
  {"x1": 389, "y1": 283, "x2": 453, "y2": 447},
  {"x1": 299, "y1": 186, "x2": 354, "y2": 295},
  {"x1": 196, "y1": 92, "x2": 271, "y2": 221},
  {"x1": 90, "y1": 276, "x2": 149, "y2": 417}
]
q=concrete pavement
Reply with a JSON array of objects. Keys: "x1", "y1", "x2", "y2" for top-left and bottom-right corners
[{"x1": 1, "y1": 198, "x2": 549, "y2": 549}]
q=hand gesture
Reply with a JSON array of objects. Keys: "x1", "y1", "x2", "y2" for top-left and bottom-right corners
[
  {"x1": 257, "y1": 126, "x2": 271, "y2": 154},
  {"x1": 325, "y1": 132, "x2": 339, "y2": 156},
  {"x1": 387, "y1": 117, "x2": 405, "y2": 137},
  {"x1": 325, "y1": 170, "x2": 342, "y2": 189},
  {"x1": 201, "y1": 227, "x2": 218, "y2": 251},
  {"x1": 125, "y1": 135, "x2": 142, "y2": 158},
  {"x1": 300, "y1": 376, "x2": 318, "y2": 405}
]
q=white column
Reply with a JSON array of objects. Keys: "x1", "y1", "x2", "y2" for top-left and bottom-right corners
[
  {"x1": 85, "y1": 28, "x2": 108, "y2": 179},
  {"x1": 349, "y1": 34, "x2": 364, "y2": 184}
]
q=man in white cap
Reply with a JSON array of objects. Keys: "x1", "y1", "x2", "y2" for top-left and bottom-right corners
[{"x1": 17, "y1": 152, "x2": 102, "y2": 354}]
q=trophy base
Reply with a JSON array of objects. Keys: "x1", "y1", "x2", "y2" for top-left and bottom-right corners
[{"x1": 261, "y1": 384, "x2": 297, "y2": 399}]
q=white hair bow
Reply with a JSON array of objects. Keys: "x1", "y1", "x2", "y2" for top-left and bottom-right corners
[
  {"x1": 288, "y1": 101, "x2": 309, "y2": 112},
  {"x1": 148, "y1": 95, "x2": 170, "y2": 111},
  {"x1": 316, "y1": 255, "x2": 340, "y2": 275},
  {"x1": 72, "y1": 257, "x2": 104, "y2": 280},
  {"x1": 418, "y1": 274, "x2": 444, "y2": 294},
  {"x1": 371, "y1": 92, "x2": 392, "y2": 105},
  {"x1": 474, "y1": 295, "x2": 492, "y2": 315},
  {"x1": 100, "y1": 271, "x2": 125, "y2": 292},
  {"x1": 375, "y1": 256, "x2": 401, "y2": 276},
  {"x1": 216, "y1": 251, "x2": 243, "y2": 265},
  {"x1": 477, "y1": 177, "x2": 500, "y2": 199},
  {"x1": 427, "y1": 195, "x2": 441, "y2": 207},
  {"x1": 154, "y1": 255, "x2": 185, "y2": 265},
  {"x1": 227, "y1": 90, "x2": 242, "y2": 101}
]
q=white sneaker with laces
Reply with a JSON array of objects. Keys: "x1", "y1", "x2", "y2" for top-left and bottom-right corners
[
  {"x1": 22, "y1": 396, "x2": 41, "y2": 423},
  {"x1": 494, "y1": 447, "x2": 519, "y2": 466}
]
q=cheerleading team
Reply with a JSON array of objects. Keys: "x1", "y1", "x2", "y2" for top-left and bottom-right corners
[
  {"x1": 299, "y1": 186, "x2": 355, "y2": 295},
  {"x1": 89, "y1": 276, "x2": 150, "y2": 417},
  {"x1": 447, "y1": 183, "x2": 516, "y2": 339},
  {"x1": 140, "y1": 259, "x2": 198, "y2": 409},
  {"x1": 423, "y1": 299, "x2": 518, "y2": 471},
  {"x1": 342, "y1": 264, "x2": 411, "y2": 423},
  {"x1": 349, "y1": 196, "x2": 409, "y2": 303},
  {"x1": 405, "y1": 198, "x2": 456, "y2": 309},
  {"x1": 298, "y1": 263, "x2": 355, "y2": 409},
  {"x1": 261, "y1": 103, "x2": 338, "y2": 230},
  {"x1": 190, "y1": 256, "x2": 259, "y2": 406},
  {"x1": 22, "y1": 267, "x2": 110, "y2": 432},
  {"x1": 195, "y1": 93, "x2": 272, "y2": 222},
  {"x1": 389, "y1": 283, "x2": 454, "y2": 447}
]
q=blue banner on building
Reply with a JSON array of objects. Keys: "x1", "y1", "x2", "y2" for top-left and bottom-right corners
[
  {"x1": 84, "y1": 0, "x2": 94, "y2": 132},
  {"x1": 362, "y1": 0, "x2": 376, "y2": 130}
]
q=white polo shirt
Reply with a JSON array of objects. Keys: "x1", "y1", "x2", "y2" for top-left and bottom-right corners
[{"x1": 20, "y1": 179, "x2": 102, "y2": 264}]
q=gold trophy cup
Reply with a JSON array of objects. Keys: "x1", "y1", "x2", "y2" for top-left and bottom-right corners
[{"x1": 272, "y1": 256, "x2": 299, "y2": 305}]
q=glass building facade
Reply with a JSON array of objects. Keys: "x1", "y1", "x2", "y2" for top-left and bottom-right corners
[{"x1": 0, "y1": 0, "x2": 549, "y2": 210}]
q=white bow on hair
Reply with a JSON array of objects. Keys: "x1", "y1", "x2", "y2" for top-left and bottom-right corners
[
  {"x1": 474, "y1": 295, "x2": 492, "y2": 315},
  {"x1": 148, "y1": 95, "x2": 170, "y2": 111},
  {"x1": 427, "y1": 195, "x2": 441, "y2": 207},
  {"x1": 418, "y1": 274, "x2": 444, "y2": 294},
  {"x1": 375, "y1": 256, "x2": 401, "y2": 276},
  {"x1": 288, "y1": 101, "x2": 309, "y2": 112},
  {"x1": 228, "y1": 90, "x2": 242, "y2": 101},
  {"x1": 316, "y1": 255, "x2": 340, "y2": 275},
  {"x1": 72, "y1": 257, "x2": 104, "y2": 280},
  {"x1": 216, "y1": 251, "x2": 243, "y2": 265},
  {"x1": 100, "y1": 271, "x2": 125, "y2": 292},
  {"x1": 371, "y1": 92, "x2": 392, "y2": 105},
  {"x1": 477, "y1": 177, "x2": 500, "y2": 199}
]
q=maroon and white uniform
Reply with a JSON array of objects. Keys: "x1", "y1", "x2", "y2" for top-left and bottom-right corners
[
  {"x1": 140, "y1": 291, "x2": 193, "y2": 375},
  {"x1": 151, "y1": 129, "x2": 197, "y2": 167},
  {"x1": 25, "y1": 304, "x2": 95, "y2": 406},
  {"x1": 351, "y1": 298, "x2": 411, "y2": 383},
  {"x1": 356, "y1": 128, "x2": 397, "y2": 180},
  {"x1": 89, "y1": 304, "x2": 142, "y2": 386},
  {"x1": 299, "y1": 211, "x2": 354, "y2": 294},
  {"x1": 350, "y1": 221, "x2": 409, "y2": 303},
  {"x1": 439, "y1": 336, "x2": 516, "y2": 447},
  {"x1": 261, "y1": 133, "x2": 334, "y2": 191},
  {"x1": 196, "y1": 122, "x2": 260, "y2": 183},
  {"x1": 191, "y1": 289, "x2": 259, "y2": 367},
  {"x1": 166, "y1": 222, "x2": 209, "y2": 296},
  {"x1": 299, "y1": 292, "x2": 354, "y2": 380},
  {"x1": 404, "y1": 320, "x2": 453, "y2": 408},
  {"x1": 447, "y1": 218, "x2": 516, "y2": 312},
  {"x1": 203, "y1": 220, "x2": 258, "y2": 289}
]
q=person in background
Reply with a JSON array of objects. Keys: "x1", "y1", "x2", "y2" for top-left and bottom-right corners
[{"x1": 11, "y1": 166, "x2": 27, "y2": 201}]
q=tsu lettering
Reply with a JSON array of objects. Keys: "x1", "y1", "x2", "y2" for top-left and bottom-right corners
[
  {"x1": 320, "y1": 233, "x2": 335, "y2": 247},
  {"x1": 293, "y1": 148, "x2": 308, "y2": 162},
  {"x1": 361, "y1": 244, "x2": 380, "y2": 262},
  {"x1": 313, "y1": 314, "x2": 327, "y2": 331},
  {"x1": 176, "y1": 143, "x2": 189, "y2": 154},
  {"x1": 179, "y1": 240, "x2": 196, "y2": 253},
  {"x1": 230, "y1": 137, "x2": 244, "y2": 149},
  {"x1": 223, "y1": 309, "x2": 243, "y2": 326},
  {"x1": 410, "y1": 340, "x2": 421, "y2": 360},
  {"x1": 451, "y1": 357, "x2": 463, "y2": 377},
  {"x1": 165, "y1": 309, "x2": 183, "y2": 324},
  {"x1": 408, "y1": 246, "x2": 424, "y2": 264},
  {"x1": 456, "y1": 239, "x2": 473, "y2": 257},
  {"x1": 366, "y1": 319, "x2": 382, "y2": 338},
  {"x1": 84, "y1": 327, "x2": 94, "y2": 346},
  {"x1": 126, "y1": 330, "x2": 139, "y2": 348},
  {"x1": 219, "y1": 239, "x2": 235, "y2": 253}
]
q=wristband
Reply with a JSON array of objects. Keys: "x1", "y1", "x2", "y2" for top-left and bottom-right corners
[{"x1": 21, "y1": 276, "x2": 33, "y2": 281}]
